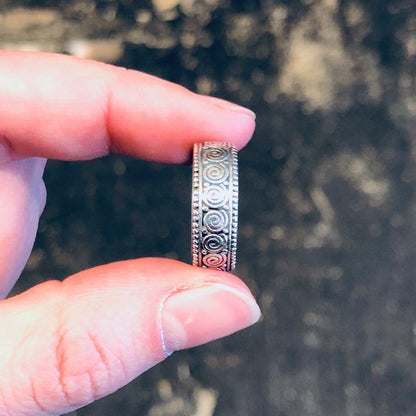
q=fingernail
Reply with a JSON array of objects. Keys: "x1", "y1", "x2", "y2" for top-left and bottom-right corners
[
  {"x1": 202, "y1": 96, "x2": 256, "y2": 120},
  {"x1": 160, "y1": 283, "x2": 261, "y2": 353}
]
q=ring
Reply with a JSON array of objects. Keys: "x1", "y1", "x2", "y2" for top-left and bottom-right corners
[{"x1": 191, "y1": 142, "x2": 238, "y2": 271}]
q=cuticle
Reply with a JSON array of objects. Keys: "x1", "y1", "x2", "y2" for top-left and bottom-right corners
[{"x1": 157, "y1": 281, "x2": 220, "y2": 356}]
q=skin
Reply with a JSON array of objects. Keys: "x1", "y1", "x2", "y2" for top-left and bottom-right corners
[{"x1": 0, "y1": 51, "x2": 260, "y2": 416}]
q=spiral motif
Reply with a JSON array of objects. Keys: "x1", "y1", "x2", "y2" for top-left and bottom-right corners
[
  {"x1": 203, "y1": 185, "x2": 228, "y2": 208},
  {"x1": 192, "y1": 142, "x2": 238, "y2": 272},
  {"x1": 204, "y1": 210, "x2": 229, "y2": 233},
  {"x1": 204, "y1": 147, "x2": 228, "y2": 162},
  {"x1": 202, "y1": 253, "x2": 227, "y2": 268},
  {"x1": 202, "y1": 234, "x2": 227, "y2": 253},
  {"x1": 204, "y1": 163, "x2": 229, "y2": 183}
]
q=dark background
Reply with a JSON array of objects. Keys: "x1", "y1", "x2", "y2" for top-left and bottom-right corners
[{"x1": 3, "y1": 0, "x2": 416, "y2": 415}]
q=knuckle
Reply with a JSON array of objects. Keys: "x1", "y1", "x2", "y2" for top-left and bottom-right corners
[{"x1": 54, "y1": 314, "x2": 119, "y2": 407}]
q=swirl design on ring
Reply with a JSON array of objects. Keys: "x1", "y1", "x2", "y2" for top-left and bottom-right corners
[
  {"x1": 202, "y1": 234, "x2": 227, "y2": 253},
  {"x1": 204, "y1": 210, "x2": 229, "y2": 233},
  {"x1": 204, "y1": 163, "x2": 229, "y2": 183},
  {"x1": 204, "y1": 147, "x2": 228, "y2": 162},
  {"x1": 202, "y1": 253, "x2": 227, "y2": 268},
  {"x1": 191, "y1": 142, "x2": 238, "y2": 272},
  {"x1": 203, "y1": 185, "x2": 228, "y2": 208}
]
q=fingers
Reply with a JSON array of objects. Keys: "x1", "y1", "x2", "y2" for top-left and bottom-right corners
[
  {"x1": 0, "y1": 50, "x2": 255, "y2": 293},
  {"x1": 0, "y1": 258, "x2": 260, "y2": 416},
  {"x1": 0, "y1": 51, "x2": 255, "y2": 163},
  {"x1": 0, "y1": 157, "x2": 46, "y2": 298}
]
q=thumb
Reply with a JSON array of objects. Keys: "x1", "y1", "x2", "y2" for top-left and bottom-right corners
[{"x1": 0, "y1": 258, "x2": 260, "y2": 416}]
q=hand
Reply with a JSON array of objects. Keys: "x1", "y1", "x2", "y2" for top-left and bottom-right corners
[{"x1": 0, "y1": 51, "x2": 260, "y2": 416}]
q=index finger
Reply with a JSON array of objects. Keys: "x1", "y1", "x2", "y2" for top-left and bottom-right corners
[{"x1": 0, "y1": 51, "x2": 255, "y2": 163}]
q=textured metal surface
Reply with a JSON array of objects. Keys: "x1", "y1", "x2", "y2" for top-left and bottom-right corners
[{"x1": 192, "y1": 142, "x2": 238, "y2": 272}]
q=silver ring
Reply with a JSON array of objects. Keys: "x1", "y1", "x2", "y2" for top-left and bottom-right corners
[{"x1": 191, "y1": 142, "x2": 238, "y2": 271}]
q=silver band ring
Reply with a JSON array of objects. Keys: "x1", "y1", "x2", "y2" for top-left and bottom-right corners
[{"x1": 191, "y1": 142, "x2": 238, "y2": 271}]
